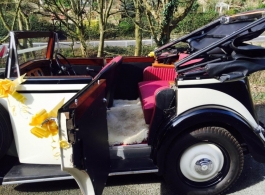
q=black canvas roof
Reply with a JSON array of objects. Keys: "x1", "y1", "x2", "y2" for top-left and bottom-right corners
[{"x1": 168, "y1": 9, "x2": 265, "y2": 81}]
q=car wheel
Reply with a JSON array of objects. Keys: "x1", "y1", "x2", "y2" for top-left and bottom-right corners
[
  {"x1": 0, "y1": 104, "x2": 13, "y2": 159},
  {"x1": 164, "y1": 126, "x2": 244, "y2": 195}
]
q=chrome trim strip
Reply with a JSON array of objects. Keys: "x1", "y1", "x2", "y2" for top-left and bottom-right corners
[
  {"x1": 3, "y1": 169, "x2": 159, "y2": 184},
  {"x1": 110, "y1": 144, "x2": 149, "y2": 150},
  {"x1": 16, "y1": 84, "x2": 86, "y2": 91},
  {"x1": 2, "y1": 176, "x2": 74, "y2": 185},
  {"x1": 109, "y1": 169, "x2": 158, "y2": 176},
  {"x1": 178, "y1": 78, "x2": 221, "y2": 86}
]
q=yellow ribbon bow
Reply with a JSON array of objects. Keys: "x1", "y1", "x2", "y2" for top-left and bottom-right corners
[
  {"x1": 30, "y1": 98, "x2": 64, "y2": 138},
  {"x1": 0, "y1": 74, "x2": 26, "y2": 103},
  {"x1": 59, "y1": 140, "x2": 70, "y2": 149},
  {"x1": 148, "y1": 51, "x2": 155, "y2": 57}
]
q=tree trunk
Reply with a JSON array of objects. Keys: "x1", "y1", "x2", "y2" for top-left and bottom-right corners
[
  {"x1": 134, "y1": 25, "x2": 142, "y2": 56},
  {"x1": 157, "y1": 26, "x2": 171, "y2": 47},
  {"x1": 79, "y1": 36, "x2": 87, "y2": 57},
  {"x1": 98, "y1": 22, "x2": 105, "y2": 57},
  {"x1": 143, "y1": 0, "x2": 195, "y2": 46},
  {"x1": 134, "y1": 0, "x2": 142, "y2": 56},
  {"x1": 77, "y1": 27, "x2": 87, "y2": 57}
]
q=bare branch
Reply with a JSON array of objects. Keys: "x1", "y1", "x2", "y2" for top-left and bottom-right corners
[{"x1": 0, "y1": 0, "x2": 23, "y2": 32}]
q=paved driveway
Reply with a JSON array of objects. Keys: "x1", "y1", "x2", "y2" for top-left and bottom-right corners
[{"x1": 0, "y1": 155, "x2": 264, "y2": 195}]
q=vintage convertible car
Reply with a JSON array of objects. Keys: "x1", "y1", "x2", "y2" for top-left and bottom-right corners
[{"x1": 1, "y1": 9, "x2": 265, "y2": 195}]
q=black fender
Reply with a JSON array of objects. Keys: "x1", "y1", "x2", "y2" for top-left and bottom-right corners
[{"x1": 152, "y1": 107, "x2": 265, "y2": 175}]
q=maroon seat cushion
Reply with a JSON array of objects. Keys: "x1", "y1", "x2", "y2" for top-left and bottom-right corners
[
  {"x1": 138, "y1": 54, "x2": 202, "y2": 125},
  {"x1": 138, "y1": 80, "x2": 170, "y2": 124}
]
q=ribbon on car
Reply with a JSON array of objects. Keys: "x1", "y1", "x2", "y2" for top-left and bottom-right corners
[
  {"x1": 30, "y1": 98, "x2": 64, "y2": 138},
  {"x1": 0, "y1": 74, "x2": 26, "y2": 103},
  {"x1": 59, "y1": 140, "x2": 70, "y2": 149},
  {"x1": 29, "y1": 98, "x2": 69, "y2": 159},
  {"x1": 50, "y1": 139, "x2": 70, "y2": 160},
  {"x1": 50, "y1": 138, "x2": 70, "y2": 160},
  {"x1": 148, "y1": 51, "x2": 155, "y2": 57}
]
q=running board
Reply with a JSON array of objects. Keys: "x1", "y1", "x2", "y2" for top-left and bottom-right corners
[
  {"x1": 2, "y1": 164, "x2": 73, "y2": 185},
  {"x1": 3, "y1": 148, "x2": 158, "y2": 185}
]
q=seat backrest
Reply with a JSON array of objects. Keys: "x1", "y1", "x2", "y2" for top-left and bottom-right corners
[
  {"x1": 143, "y1": 66, "x2": 176, "y2": 81},
  {"x1": 93, "y1": 56, "x2": 123, "y2": 107},
  {"x1": 148, "y1": 87, "x2": 176, "y2": 145},
  {"x1": 26, "y1": 68, "x2": 44, "y2": 76}
]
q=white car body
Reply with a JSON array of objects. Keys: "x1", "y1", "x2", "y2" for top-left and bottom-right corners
[{"x1": 0, "y1": 84, "x2": 85, "y2": 164}]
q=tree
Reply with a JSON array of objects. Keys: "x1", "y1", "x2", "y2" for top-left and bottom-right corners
[
  {"x1": 43, "y1": 0, "x2": 119, "y2": 57},
  {"x1": 92, "y1": 0, "x2": 120, "y2": 57},
  {"x1": 120, "y1": 0, "x2": 144, "y2": 56},
  {"x1": 0, "y1": 0, "x2": 27, "y2": 43},
  {"x1": 133, "y1": 0, "x2": 142, "y2": 56},
  {"x1": 40, "y1": 0, "x2": 94, "y2": 57},
  {"x1": 142, "y1": 0, "x2": 196, "y2": 46}
]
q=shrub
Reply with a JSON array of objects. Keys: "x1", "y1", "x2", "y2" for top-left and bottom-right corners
[
  {"x1": 105, "y1": 23, "x2": 118, "y2": 39},
  {"x1": 84, "y1": 19, "x2": 100, "y2": 40},
  {"x1": 224, "y1": 9, "x2": 239, "y2": 16},
  {"x1": 29, "y1": 15, "x2": 54, "y2": 31},
  {"x1": 175, "y1": 11, "x2": 219, "y2": 34},
  {"x1": 84, "y1": 20, "x2": 119, "y2": 40},
  {"x1": 118, "y1": 18, "x2": 135, "y2": 38}
]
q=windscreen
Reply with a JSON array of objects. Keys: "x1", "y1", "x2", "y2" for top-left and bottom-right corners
[
  {"x1": 16, "y1": 37, "x2": 49, "y2": 65},
  {"x1": 9, "y1": 35, "x2": 50, "y2": 78}
]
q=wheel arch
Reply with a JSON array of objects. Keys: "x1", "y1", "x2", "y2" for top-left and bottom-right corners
[
  {"x1": 152, "y1": 107, "x2": 265, "y2": 175},
  {"x1": 0, "y1": 102, "x2": 14, "y2": 159}
]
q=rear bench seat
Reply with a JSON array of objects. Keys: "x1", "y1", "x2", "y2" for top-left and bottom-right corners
[
  {"x1": 138, "y1": 53, "x2": 203, "y2": 124},
  {"x1": 138, "y1": 67, "x2": 176, "y2": 124}
]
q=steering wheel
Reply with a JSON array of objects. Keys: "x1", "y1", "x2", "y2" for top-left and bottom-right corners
[{"x1": 55, "y1": 53, "x2": 76, "y2": 75}]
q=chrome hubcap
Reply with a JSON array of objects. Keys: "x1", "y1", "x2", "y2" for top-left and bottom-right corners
[
  {"x1": 180, "y1": 143, "x2": 224, "y2": 182},
  {"x1": 195, "y1": 158, "x2": 214, "y2": 175}
]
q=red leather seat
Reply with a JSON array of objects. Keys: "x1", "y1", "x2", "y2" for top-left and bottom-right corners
[
  {"x1": 138, "y1": 80, "x2": 171, "y2": 124},
  {"x1": 143, "y1": 66, "x2": 176, "y2": 81},
  {"x1": 138, "y1": 66, "x2": 176, "y2": 124},
  {"x1": 138, "y1": 54, "x2": 203, "y2": 124}
]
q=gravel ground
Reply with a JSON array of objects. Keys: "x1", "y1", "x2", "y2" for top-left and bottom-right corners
[{"x1": 0, "y1": 155, "x2": 265, "y2": 195}]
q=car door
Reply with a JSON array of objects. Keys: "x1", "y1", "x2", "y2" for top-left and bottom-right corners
[
  {"x1": 11, "y1": 79, "x2": 88, "y2": 164},
  {"x1": 1, "y1": 31, "x2": 94, "y2": 165},
  {"x1": 58, "y1": 79, "x2": 110, "y2": 195}
]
